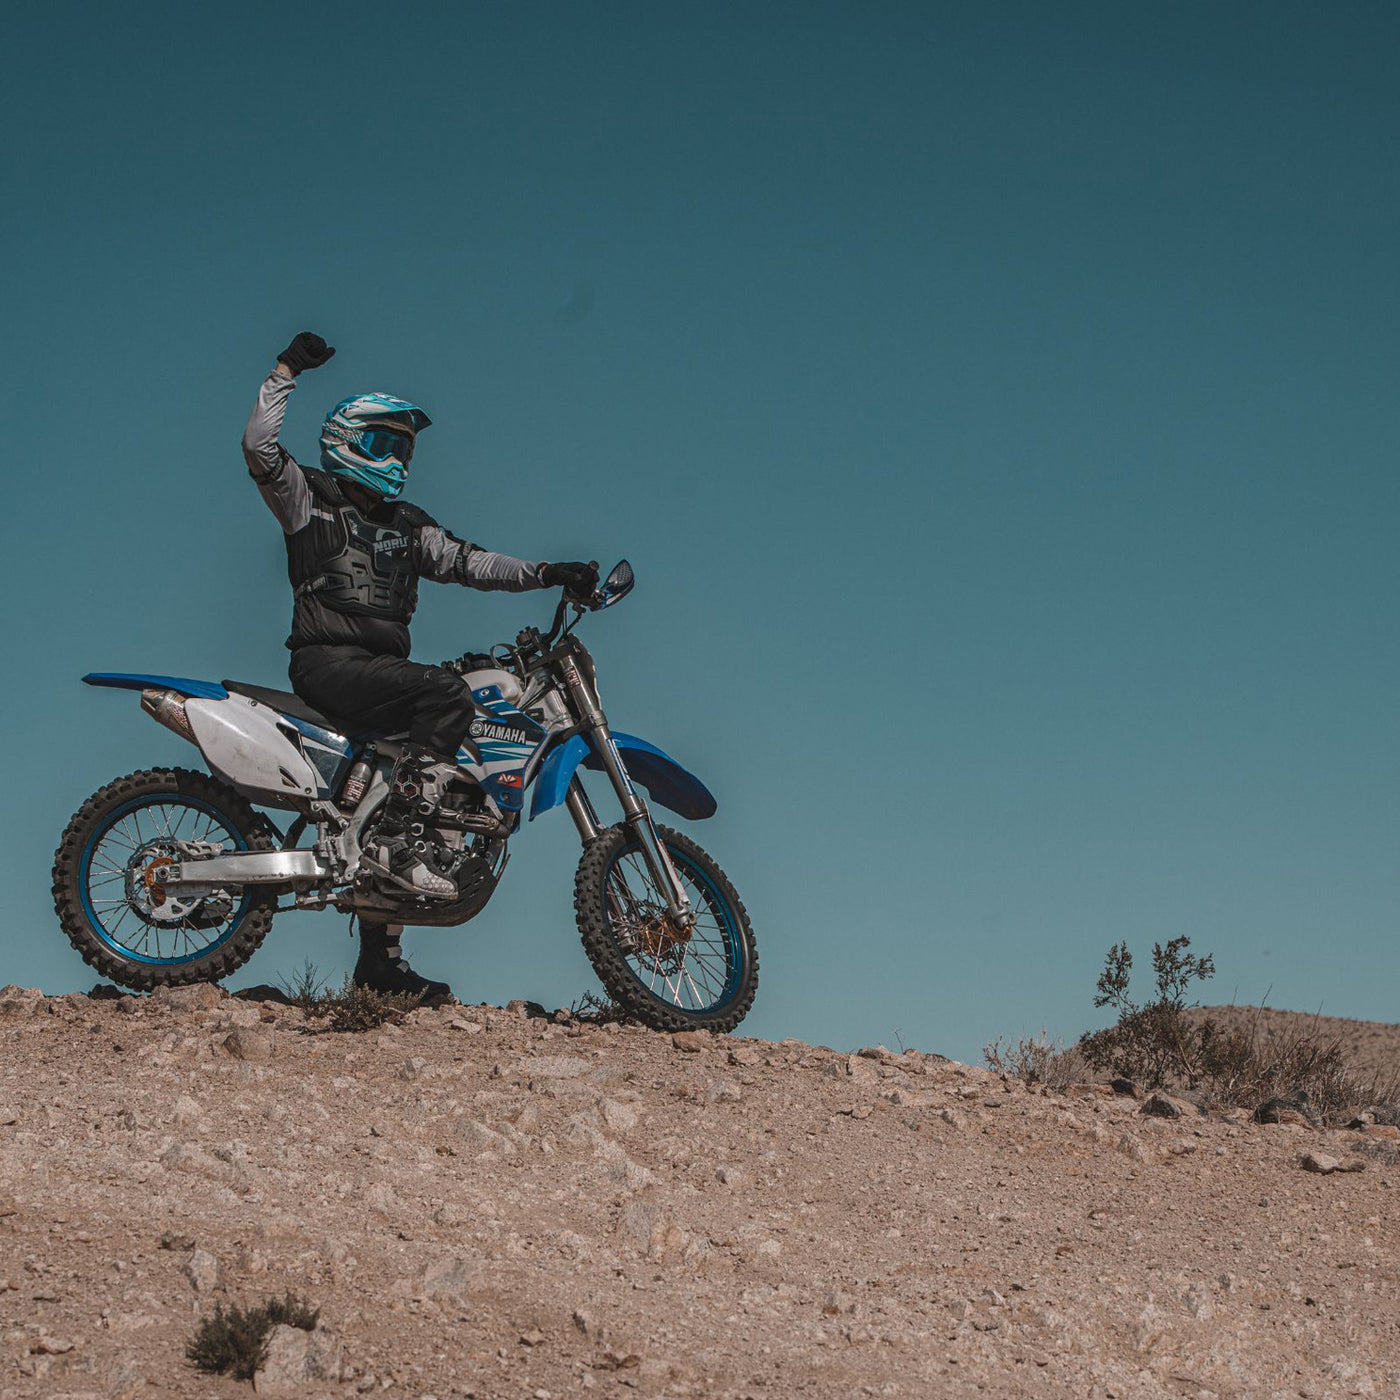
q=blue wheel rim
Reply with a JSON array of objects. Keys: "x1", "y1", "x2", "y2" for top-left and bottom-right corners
[
  {"x1": 78, "y1": 794, "x2": 253, "y2": 966},
  {"x1": 603, "y1": 840, "x2": 743, "y2": 1014}
]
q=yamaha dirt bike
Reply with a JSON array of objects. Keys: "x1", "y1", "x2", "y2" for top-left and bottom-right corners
[{"x1": 51, "y1": 562, "x2": 758, "y2": 1031}]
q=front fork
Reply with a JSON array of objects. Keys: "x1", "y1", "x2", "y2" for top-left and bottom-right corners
[{"x1": 559, "y1": 677, "x2": 695, "y2": 929}]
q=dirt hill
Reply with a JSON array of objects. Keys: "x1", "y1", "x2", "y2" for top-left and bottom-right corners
[{"x1": 2, "y1": 983, "x2": 1399, "y2": 1399}]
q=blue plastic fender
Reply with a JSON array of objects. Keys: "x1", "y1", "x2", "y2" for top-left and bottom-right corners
[
  {"x1": 530, "y1": 731, "x2": 717, "y2": 822},
  {"x1": 83, "y1": 672, "x2": 230, "y2": 700}
]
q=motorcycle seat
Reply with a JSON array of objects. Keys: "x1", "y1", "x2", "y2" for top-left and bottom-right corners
[{"x1": 221, "y1": 680, "x2": 350, "y2": 734}]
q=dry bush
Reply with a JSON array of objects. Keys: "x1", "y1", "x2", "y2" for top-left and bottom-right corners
[
  {"x1": 1079, "y1": 937, "x2": 1216, "y2": 1088},
  {"x1": 279, "y1": 966, "x2": 425, "y2": 1033},
  {"x1": 983, "y1": 1031, "x2": 1080, "y2": 1090},
  {"x1": 567, "y1": 990, "x2": 629, "y2": 1025},
  {"x1": 1194, "y1": 1013, "x2": 1400, "y2": 1122},
  {"x1": 277, "y1": 959, "x2": 329, "y2": 1011},
  {"x1": 1076, "y1": 939, "x2": 1400, "y2": 1123},
  {"x1": 186, "y1": 1293, "x2": 319, "y2": 1379}
]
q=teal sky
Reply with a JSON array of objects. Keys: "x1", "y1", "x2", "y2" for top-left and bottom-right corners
[{"x1": 3, "y1": 2, "x2": 1396, "y2": 1061}]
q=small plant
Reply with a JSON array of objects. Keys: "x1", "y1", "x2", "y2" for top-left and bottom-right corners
[
  {"x1": 186, "y1": 1293, "x2": 319, "y2": 1379},
  {"x1": 278, "y1": 968, "x2": 426, "y2": 1033},
  {"x1": 1079, "y1": 937, "x2": 1216, "y2": 1088},
  {"x1": 567, "y1": 990, "x2": 630, "y2": 1025},
  {"x1": 277, "y1": 959, "x2": 330, "y2": 1012},
  {"x1": 984, "y1": 1030, "x2": 1077, "y2": 1089},
  {"x1": 322, "y1": 978, "x2": 425, "y2": 1033}
]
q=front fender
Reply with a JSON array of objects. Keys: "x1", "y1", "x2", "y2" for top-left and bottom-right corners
[{"x1": 530, "y1": 731, "x2": 717, "y2": 822}]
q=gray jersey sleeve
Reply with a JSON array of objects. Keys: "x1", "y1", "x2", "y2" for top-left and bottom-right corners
[
  {"x1": 242, "y1": 371, "x2": 311, "y2": 534},
  {"x1": 417, "y1": 525, "x2": 546, "y2": 592}
]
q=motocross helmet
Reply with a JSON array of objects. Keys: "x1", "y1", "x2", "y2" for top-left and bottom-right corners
[{"x1": 319, "y1": 392, "x2": 432, "y2": 500}]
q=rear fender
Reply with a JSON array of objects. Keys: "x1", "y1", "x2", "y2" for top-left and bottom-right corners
[
  {"x1": 530, "y1": 731, "x2": 717, "y2": 822},
  {"x1": 183, "y1": 695, "x2": 323, "y2": 810}
]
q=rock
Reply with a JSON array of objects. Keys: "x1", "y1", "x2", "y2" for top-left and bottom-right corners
[
  {"x1": 715, "y1": 1165, "x2": 744, "y2": 1186},
  {"x1": 457, "y1": 1120, "x2": 509, "y2": 1154},
  {"x1": 224, "y1": 1027, "x2": 273, "y2": 1061},
  {"x1": 1363, "y1": 1124, "x2": 1400, "y2": 1140},
  {"x1": 160, "y1": 1230, "x2": 196, "y2": 1251},
  {"x1": 940, "y1": 1107, "x2": 964, "y2": 1129},
  {"x1": 235, "y1": 984, "x2": 293, "y2": 1004},
  {"x1": 87, "y1": 983, "x2": 125, "y2": 1000},
  {"x1": 417, "y1": 1253, "x2": 481, "y2": 1298},
  {"x1": 518, "y1": 1055, "x2": 591, "y2": 1079},
  {"x1": 253, "y1": 1323, "x2": 342, "y2": 1394},
  {"x1": 1255, "y1": 1095, "x2": 1321, "y2": 1128},
  {"x1": 1369, "y1": 1102, "x2": 1400, "y2": 1127},
  {"x1": 106, "y1": 1358, "x2": 147, "y2": 1397},
  {"x1": 400, "y1": 1057, "x2": 430, "y2": 1080},
  {"x1": 606, "y1": 1157, "x2": 657, "y2": 1191},
  {"x1": 1140, "y1": 1092, "x2": 1192, "y2": 1119},
  {"x1": 171, "y1": 1094, "x2": 203, "y2": 1127},
  {"x1": 505, "y1": 998, "x2": 548, "y2": 1019},
  {"x1": 707, "y1": 1080, "x2": 743, "y2": 1103},
  {"x1": 600, "y1": 1099, "x2": 637, "y2": 1133},
  {"x1": 671, "y1": 1031, "x2": 707, "y2": 1053},
  {"x1": 1302, "y1": 1152, "x2": 1365, "y2": 1175},
  {"x1": 115, "y1": 996, "x2": 142, "y2": 1015},
  {"x1": 31, "y1": 1333, "x2": 74, "y2": 1355},
  {"x1": 151, "y1": 982, "x2": 223, "y2": 1011},
  {"x1": 181, "y1": 1248, "x2": 223, "y2": 1293},
  {"x1": 448, "y1": 1017, "x2": 484, "y2": 1035},
  {"x1": 0, "y1": 986, "x2": 43, "y2": 1017},
  {"x1": 728, "y1": 1045, "x2": 761, "y2": 1067},
  {"x1": 519, "y1": 1328, "x2": 545, "y2": 1346},
  {"x1": 1110, "y1": 1077, "x2": 1141, "y2": 1098}
]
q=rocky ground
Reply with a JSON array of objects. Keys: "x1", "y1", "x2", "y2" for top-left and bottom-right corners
[{"x1": 2, "y1": 983, "x2": 1399, "y2": 1400}]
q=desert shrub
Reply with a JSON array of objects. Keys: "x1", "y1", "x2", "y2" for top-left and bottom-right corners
[
  {"x1": 278, "y1": 968, "x2": 425, "y2": 1033},
  {"x1": 1078, "y1": 937, "x2": 1216, "y2": 1088},
  {"x1": 186, "y1": 1293, "x2": 319, "y2": 1379},
  {"x1": 983, "y1": 1030, "x2": 1080, "y2": 1090},
  {"x1": 1194, "y1": 1013, "x2": 1400, "y2": 1122},
  {"x1": 1078, "y1": 939, "x2": 1400, "y2": 1122},
  {"x1": 322, "y1": 978, "x2": 424, "y2": 1032},
  {"x1": 567, "y1": 990, "x2": 630, "y2": 1025},
  {"x1": 277, "y1": 959, "x2": 330, "y2": 1012}
]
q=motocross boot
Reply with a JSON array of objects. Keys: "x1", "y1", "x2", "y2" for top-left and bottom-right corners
[
  {"x1": 353, "y1": 922, "x2": 453, "y2": 1005},
  {"x1": 360, "y1": 745, "x2": 461, "y2": 900}
]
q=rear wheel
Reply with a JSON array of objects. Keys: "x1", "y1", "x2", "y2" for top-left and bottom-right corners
[
  {"x1": 52, "y1": 768, "x2": 277, "y2": 991},
  {"x1": 574, "y1": 823, "x2": 758, "y2": 1032}
]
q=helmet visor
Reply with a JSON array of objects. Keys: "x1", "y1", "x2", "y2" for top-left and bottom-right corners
[{"x1": 358, "y1": 427, "x2": 414, "y2": 464}]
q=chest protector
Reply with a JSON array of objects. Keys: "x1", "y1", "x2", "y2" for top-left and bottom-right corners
[{"x1": 286, "y1": 470, "x2": 432, "y2": 622}]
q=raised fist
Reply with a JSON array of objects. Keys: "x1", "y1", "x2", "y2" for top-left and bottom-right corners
[{"x1": 276, "y1": 331, "x2": 336, "y2": 376}]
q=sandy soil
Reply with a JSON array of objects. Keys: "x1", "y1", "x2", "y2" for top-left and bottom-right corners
[{"x1": 2, "y1": 983, "x2": 1398, "y2": 1399}]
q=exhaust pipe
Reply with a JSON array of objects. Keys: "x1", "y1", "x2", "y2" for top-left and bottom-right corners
[{"x1": 140, "y1": 688, "x2": 196, "y2": 743}]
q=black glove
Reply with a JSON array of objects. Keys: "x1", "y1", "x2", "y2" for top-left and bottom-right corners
[
  {"x1": 540, "y1": 560, "x2": 600, "y2": 599},
  {"x1": 277, "y1": 331, "x2": 336, "y2": 376}
]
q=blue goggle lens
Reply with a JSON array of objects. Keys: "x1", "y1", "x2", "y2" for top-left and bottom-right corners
[{"x1": 359, "y1": 428, "x2": 413, "y2": 462}]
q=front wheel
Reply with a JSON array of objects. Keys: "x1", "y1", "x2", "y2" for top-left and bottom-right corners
[
  {"x1": 574, "y1": 823, "x2": 758, "y2": 1033},
  {"x1": 52, "y1": 768, "x2": 278, "y2": 992}
]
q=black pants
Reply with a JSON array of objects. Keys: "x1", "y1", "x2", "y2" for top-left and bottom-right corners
[{"x1": 289, "y1": 645, "x2": 476, "y2": 760}]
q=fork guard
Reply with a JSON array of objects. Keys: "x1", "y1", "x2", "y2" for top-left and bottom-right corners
[{"x1": 530, "y1": 732, "x2": 717, "y2": 823}]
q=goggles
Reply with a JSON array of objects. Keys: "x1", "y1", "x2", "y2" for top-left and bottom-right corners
[{"x1": 357, "y1": 427, "x2": 415, "y2": 463}]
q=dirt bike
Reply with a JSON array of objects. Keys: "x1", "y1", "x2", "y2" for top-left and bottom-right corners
[{"x1": 51, "y1": 561, "x2": 758, "y2": 1031}]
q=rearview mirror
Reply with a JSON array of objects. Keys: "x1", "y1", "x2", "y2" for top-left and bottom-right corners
[{"x1": 595, "y1": 559, "x2": 635, "y2": 609}]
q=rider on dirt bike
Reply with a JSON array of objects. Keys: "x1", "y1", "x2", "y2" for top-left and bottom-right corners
[{"x1": 242, "y1": 330, "x2": 598, "y2": 997}]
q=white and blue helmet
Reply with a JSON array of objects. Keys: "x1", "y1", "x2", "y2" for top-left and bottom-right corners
[{"x1": 319, "y1": 392, "x2": 432, "y2": 500}]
